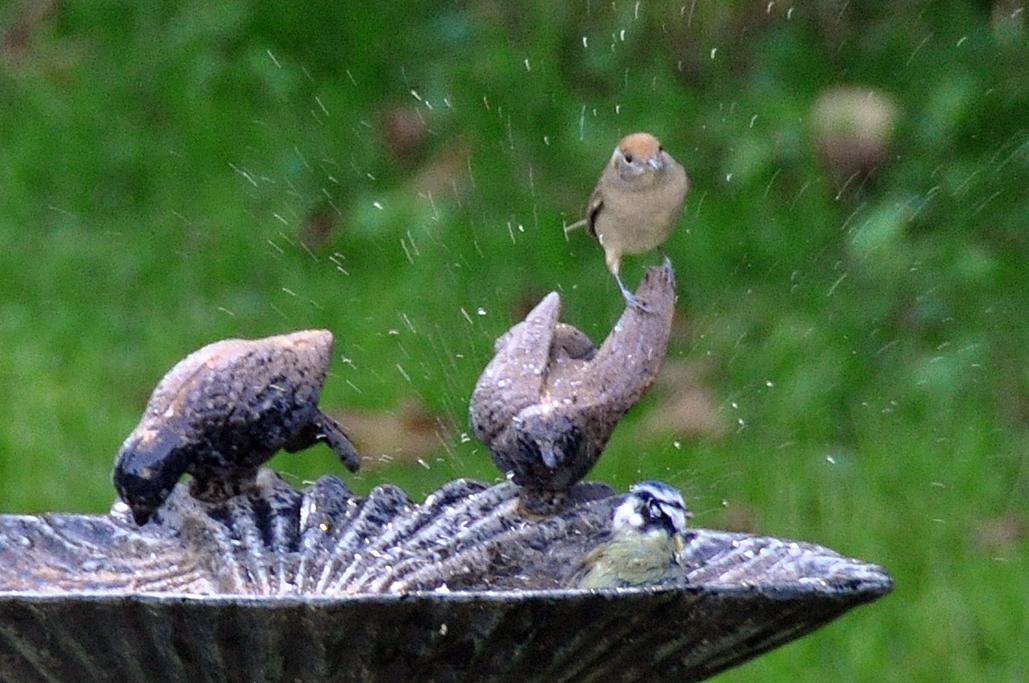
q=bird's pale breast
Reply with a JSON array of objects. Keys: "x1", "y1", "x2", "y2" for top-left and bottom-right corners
[{"x1": 594, "y1": 162, "x2": 687, "y2": 256}]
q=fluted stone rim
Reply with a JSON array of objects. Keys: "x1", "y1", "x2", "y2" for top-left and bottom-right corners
[{"x1": 0, "y1": 574, "x2": 893, "y2": 604}]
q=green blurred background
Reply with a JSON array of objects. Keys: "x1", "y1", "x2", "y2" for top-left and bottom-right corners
[{"x1": 1, "y1": 1, "x2": 1026, "y2": 680}]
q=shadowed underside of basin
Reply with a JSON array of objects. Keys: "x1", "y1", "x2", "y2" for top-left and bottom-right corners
[{"x1": 0, "y1": 587, "x2": 886, "y2": 683}]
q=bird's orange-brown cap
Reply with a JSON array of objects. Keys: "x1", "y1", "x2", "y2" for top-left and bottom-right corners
[{"x1": 618, "y1": 132, "x2": 662, "y2": 160}]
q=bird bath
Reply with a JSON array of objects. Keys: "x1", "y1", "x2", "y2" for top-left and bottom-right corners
[{"x1": 0, "y1": 265, "x2": 892, "y2": 682}]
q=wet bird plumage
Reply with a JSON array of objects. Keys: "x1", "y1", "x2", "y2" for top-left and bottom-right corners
[
  {"x1": 113, "y1": 330, "x2": 360, "y2": 525},
  {"x1": 576, "y1": 481, "x2": 691, "y2": 588}
]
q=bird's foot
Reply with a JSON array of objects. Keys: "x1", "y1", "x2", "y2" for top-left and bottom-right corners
[
  {"x1": 620, "y1": 286, "x2": 654, "y2": 314},
  {"x1": 615, "y1": 272, "x2": 655, "y2": 313}
]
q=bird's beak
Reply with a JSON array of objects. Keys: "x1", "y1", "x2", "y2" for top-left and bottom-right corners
[
  {"x1": 648, "y1": 157, "x2": 663, "y2": 171},
  {"x1": 131, "y1": 506, "x2": 154, "y2": 526}
]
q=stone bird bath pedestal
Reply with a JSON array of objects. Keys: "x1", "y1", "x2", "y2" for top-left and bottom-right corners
[{"x1": 0, "y1": 265, "x2": 892, "y2": 682}]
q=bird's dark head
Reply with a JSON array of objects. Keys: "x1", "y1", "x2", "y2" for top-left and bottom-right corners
[
  {"x1": 509, "y1": 406, "x2": 592, "y2": 491},
  {"x1": 112, "y1": 432, "x2": 188, "y2": 526},
  {"x1": 615, "y1": 481, "x2": 692, "y2": 544},
  {"x1": 613, "y1": 132, "x2": 668, "y2": 185}
]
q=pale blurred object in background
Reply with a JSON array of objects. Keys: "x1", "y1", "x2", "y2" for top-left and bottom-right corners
[{"x1": 810, "y1": 86, "x2": 900, "y2": 197}]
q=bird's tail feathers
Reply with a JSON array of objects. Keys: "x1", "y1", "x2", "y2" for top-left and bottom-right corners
[{"x1": 563, "y1": 218, "x2": 587, "y2": 235}]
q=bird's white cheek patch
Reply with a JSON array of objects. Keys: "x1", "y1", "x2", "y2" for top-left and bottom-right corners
[{"x1": 613, "y1": 501, "x2": 645, "y2": 530}]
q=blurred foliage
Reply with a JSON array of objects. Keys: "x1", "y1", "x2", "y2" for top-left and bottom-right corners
[{"x1": 0, "y1": 0, "x2": 1027, "y2": 680}]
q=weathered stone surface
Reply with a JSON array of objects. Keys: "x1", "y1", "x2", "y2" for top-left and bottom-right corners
[
  {"x1": 113, "y1": 330, "x2": 360, "y2": 525},
  {"x1": 0, "y1": 476, "x2": 891, "y2": 682},
  {"x1": 471, "y1": 263, "x2": 675, "y2": 513}
]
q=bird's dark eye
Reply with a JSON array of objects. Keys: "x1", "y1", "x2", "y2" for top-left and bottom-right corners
[
  {"x1": 624, "y1": 154, "x2": 634, "y2": 163},
  {"x1": 658, "y1": 145, "x2": 664, "y2": 152}
]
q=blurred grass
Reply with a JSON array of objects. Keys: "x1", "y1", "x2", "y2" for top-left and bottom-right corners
[{"x1": 1, "y1": 1, "x2": 1027, "y2": 680}]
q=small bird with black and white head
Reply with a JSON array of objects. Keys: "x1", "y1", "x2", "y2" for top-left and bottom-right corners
[
  {"x1": 575, "y1": 480, "x2": 692, "y2": 589},
  {"x1": 565, "y1": 132, "x2": 689, "y2": 311}
]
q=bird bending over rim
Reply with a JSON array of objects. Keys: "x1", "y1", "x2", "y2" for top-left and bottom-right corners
[
  {"x1": 566, "y1": 132, "x2": 689, "y2": 312},
  {"x1": 112, "y1": 330, "x2": 360, "y2": 526}
]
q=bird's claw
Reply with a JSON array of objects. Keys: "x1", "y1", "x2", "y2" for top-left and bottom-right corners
[{"x1": 619, "y1": 286, "x2": 654, "y2": 314}]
